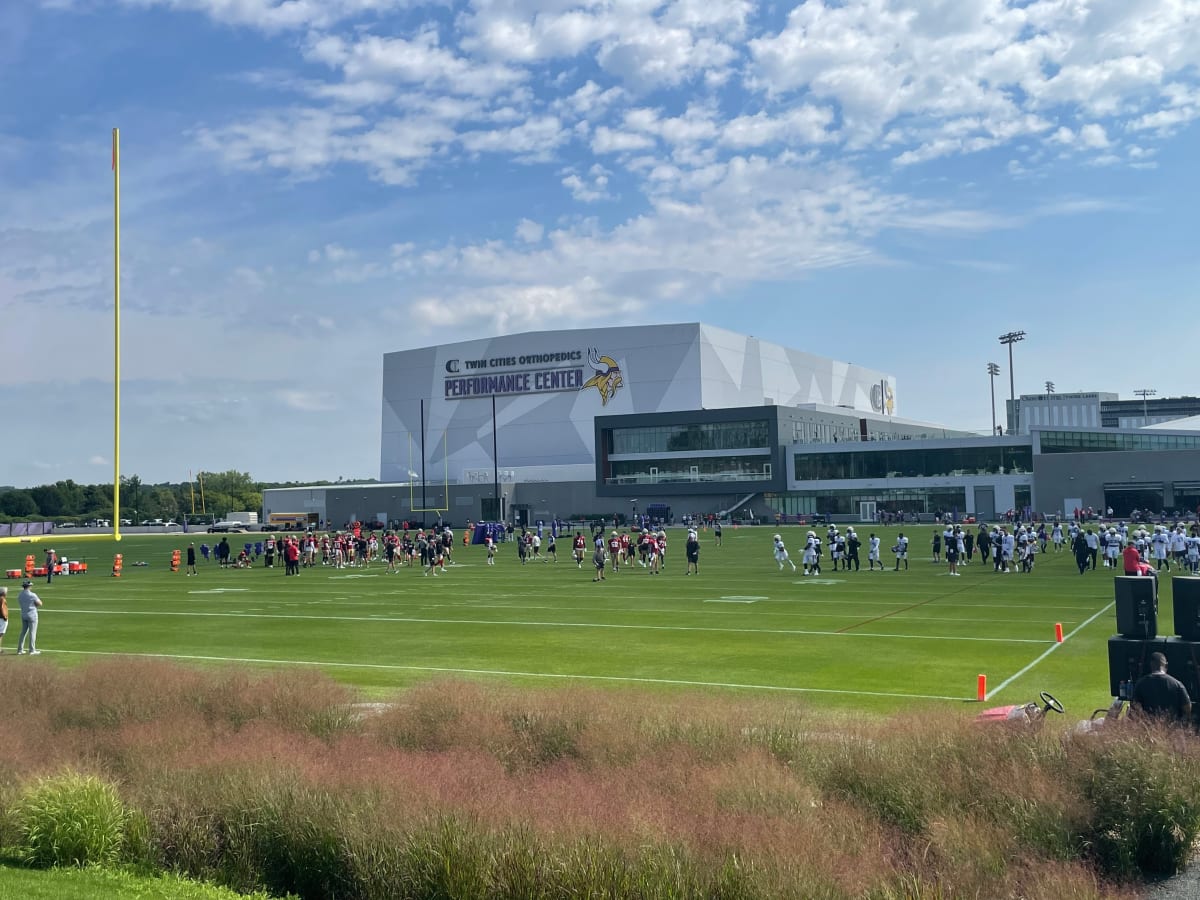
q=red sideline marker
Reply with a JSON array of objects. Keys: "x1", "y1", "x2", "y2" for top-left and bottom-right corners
[
  {"x1": 1055, "y1": 623, "x2": 1064, "y2": 643},
  {"x1": 976, "y1": 674, "x2": 987, "y2": 702}
]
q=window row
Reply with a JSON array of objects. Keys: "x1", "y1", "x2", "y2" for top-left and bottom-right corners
[
  {"x1": 1038, "y1": 431, "x2": 1200, "y2": 454},
  {"x1": 607, "y1": 420, "x2": 770, "y2": 455},
  {"x1": 605, "y1": 456, "x2": 773, "y2": 486},
  {"x1": 793, "y1": 444, "x2": 1033, "y2": 480}
]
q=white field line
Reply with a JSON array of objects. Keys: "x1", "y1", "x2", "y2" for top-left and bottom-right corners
[
  {"x1": 984, "y1": 602, "x2": 1115, "y2": 701},
  {"x1": 54, "y1": 591, "x2": 1085, "y2": 628},
  {"x1": 41, "y1": 649, "x2": 970, "y2": 702},
  {"x1": 49, "y1": 590, "x2": 1109, "y2": 614},
  {"x1": 417, "y1": 603, "x2": 1079, "y2": 626},
  {"x1": 46, "y1": 607, "x2": 1051, "y2": 643},
  {"x1": 46, "y1": 596, "x2": 1080, "y2": 628}
]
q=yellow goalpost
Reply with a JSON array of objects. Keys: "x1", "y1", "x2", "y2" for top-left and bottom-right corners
[
  {"x1": 0, "y1": 128, "x2": 123, "y2": 547},
  {"x1": 408, "y1": 432, "x2": 450, "y2": 515}
]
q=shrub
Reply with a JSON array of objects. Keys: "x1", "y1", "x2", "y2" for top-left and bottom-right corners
[
  {"x1": 1080, "y1": 733, "x2": 1200, "y2": 877},
  {"x1": 503, "y1": 710, "x2": 583, "y2": 770},
  {"x1": 14, "y1": 771, "x2": 130, "y2": 868}
]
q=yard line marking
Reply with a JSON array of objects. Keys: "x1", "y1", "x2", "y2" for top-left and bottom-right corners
[
  {"x1": 45, "y1": 607, "x2": 1051, "y2": 643},
  {"x1": 52, "y1": 590, "x2": 1110, "y2": 615},
  {"x1": 41, "y1": 649, "x2": 971, "y2": 702},
  {"x1": 836, "y1": 578, "x2": 986, "y2": 634},
  {"x1": 984, "y1": 602, "x2": 1115, "y2": 701}
]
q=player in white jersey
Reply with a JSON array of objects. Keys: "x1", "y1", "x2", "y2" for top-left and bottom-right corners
[
  {"x1": 893, "y1": 533, "x2": 909, "y2": 571},
  {"x1": 773, "y1": 534, "x2": 797, "y2": 572},
  {"x1": 1152, "y1": 526, "x2": 1171, "y2": 571},
  {"x1": 1104, "y1": 528, "x2": 1122, "y2": 568},
  {"x1": 802, "y1": 531, "x2": 819, "y2": 575},
  {"x1": 1000, "y1": 529, "x2": 1015, "y2": 573},
  {"x1": 1051, "y1": 523, "x2": 1063, "y2": 552},
  {"x1": 1171, "y1": 527, "x2": 1188, "y2": 568},
  {"x1": 867, "y1": 534, "x2": 882, "y2": 570},
  {"x1": 1186, "y1": 534, "x2": 1200, "y2": 575}
]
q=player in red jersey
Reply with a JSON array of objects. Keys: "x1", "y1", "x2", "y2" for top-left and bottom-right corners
[
  {"x1": 607, "y1": 531, "x2": 621, "y2": 574},
  {"x1": 573, "y1": 532, "x2": 587, "y2": 568}
]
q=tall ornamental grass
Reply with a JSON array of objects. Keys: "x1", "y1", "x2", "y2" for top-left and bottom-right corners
[{"x1": 0, "y1": 659, "x2": 1184, "y2": 899}]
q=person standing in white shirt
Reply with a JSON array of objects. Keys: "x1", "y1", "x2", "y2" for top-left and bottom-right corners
[
  {"x1": 16, "y1": 580, "x2": 42, "y2": 655},
  {"x1": 867, "y1": 534, "x2": 882, "y2": 571}
]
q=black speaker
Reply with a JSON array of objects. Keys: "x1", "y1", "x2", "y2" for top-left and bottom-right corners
[
  {"x1": 1108, "y1": 636, "x2": 1165, "y2": 697},
  {"x1": 1115, "y1": 576, "x2": 1158, "y2": 638},
  {"x1": 1173, "y1": 577, "x2": 1200, "y2": 640},
  {"x1": 1161, "y1": 638, "x2": 1200, "y2": 701}
]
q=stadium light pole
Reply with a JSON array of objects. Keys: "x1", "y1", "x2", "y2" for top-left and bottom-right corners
[
  {"x1": 987, "y1": 363, "x2": 1000, "y2": 436},
  {"x1": 998, "y1": 331, "x2": 1026, "y2": 432},
  {"x1": 1135, "y1": 388, "x2": 1156, "y2": 424}
]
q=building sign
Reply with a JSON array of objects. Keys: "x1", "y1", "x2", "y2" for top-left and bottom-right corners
[
  {"x1": 443, "y1": 347, "x2": 623, "y2": 405},
  {"x1": 870, "y1": 380, "x2": 895, "y2": 416}
]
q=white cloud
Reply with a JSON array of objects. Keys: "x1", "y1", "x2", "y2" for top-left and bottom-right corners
[
  {"x1": 561, "y1": 163, "x2": 611, "y2": 202},
  {"x1": 113, "y1": 0, "x2": 409, "y2": 33},
  {"x1": 459, "y1": 115, "x2": 568, "y2": 160},
  {"x1": 279, "y1": 390, "x2": 340, "y2": 412},
  {"x1": 590, "y1": 126, "x2": 655, "y2": 154},
  {"x1": 514, "y1": 218, "x2": 544, "y2": 243},
  {"x1": 1079, "y1": 123, "x2": 1110, "y2": 149},
  {"x1": 748, "y1": 0, "x2": 1200, "y2": 161},
  {"x1": 303, "y1": 29, "x2": 526, "y2": 98}
]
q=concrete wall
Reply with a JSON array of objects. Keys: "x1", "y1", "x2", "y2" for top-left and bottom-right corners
[{"x1": 1032, "y1": 449, "x2": 1200, "y2": 516}]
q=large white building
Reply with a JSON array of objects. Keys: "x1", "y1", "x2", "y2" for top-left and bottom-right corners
[
  {"x1": 267, "y1": 324, "x2": 1200, "y2": 529},
  {"x1": 380, "y1": 323, "x2": 897, "y2": 485}
]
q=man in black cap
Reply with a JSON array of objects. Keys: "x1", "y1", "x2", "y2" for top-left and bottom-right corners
[{"x1": 1132, "y1": 652, "x2": 1192, "y2": 724}]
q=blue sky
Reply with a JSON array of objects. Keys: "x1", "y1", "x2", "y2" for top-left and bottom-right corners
[{"x1": 3, "y1": 0, "x2": 1199, "y2": 488}]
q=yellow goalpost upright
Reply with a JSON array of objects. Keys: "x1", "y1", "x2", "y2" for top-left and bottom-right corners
[
  {"x1": 408, "y1": 432, "x2": 450, "y2": 515},
  {"x1": 0, "y1": 128, "x2": 123, "y2": 547}
]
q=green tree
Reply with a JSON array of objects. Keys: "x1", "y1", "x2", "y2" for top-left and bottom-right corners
[
  {"x1": 151, "y1": 486, "x2": 178, "y2": 520},
  {"x1": 0, "y1": 489, "x2": 37, "y2": 517},
  {"x1": 55, "y1": 479, "x2": 85, "y2": 516},
  {"x1": 30, "y1": 484, "x2": 64, "y2": 517},
  {"x1": 83, "y1": 483, "x2": 113, "y2": 517},
  {"x1": 121, "y1": 475, "x2": 142, "y2": 522}
]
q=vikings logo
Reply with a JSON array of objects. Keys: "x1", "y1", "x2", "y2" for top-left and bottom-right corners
[{"x1": 583, "y1": 347, "x2": 623, "y2": 406}]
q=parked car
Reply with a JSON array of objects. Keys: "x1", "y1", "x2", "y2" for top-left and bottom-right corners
[
  {"x1": 56, "y1": 522, "x2": 77, "y2": 528},
  {"x1": 207, "y1": 521, "x2": 247, "y2": 533}
]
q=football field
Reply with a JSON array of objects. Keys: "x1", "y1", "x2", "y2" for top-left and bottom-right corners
[{"x1": 2, "y1": 526, "x2": 1151, "y2": 715}]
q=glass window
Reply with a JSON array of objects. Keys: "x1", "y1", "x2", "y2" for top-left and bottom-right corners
[
  {"x1": 609, "y1": 420, "x2": 770, "y2": 455},
  {"x1": 606, "y1": 454, "x2": 773, "y2": 485},
  {"x1": 774, "y1": 488, "x2": 967, "y2": 517},
  {"x1": 793, "y1": 444, "x2": 1032, "y2": 480},
  {"x1": 1038, "y1": 430, "x2": 1200, "y2": 454}
]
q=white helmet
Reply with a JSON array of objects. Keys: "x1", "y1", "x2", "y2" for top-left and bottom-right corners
[{"x1": 773, "y1": 534, "x2": 781, "y2": 540}]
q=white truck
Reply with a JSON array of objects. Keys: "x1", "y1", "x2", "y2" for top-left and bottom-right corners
[{"x1": 226, "y1": 511, "x2": 259, "y2": 526}]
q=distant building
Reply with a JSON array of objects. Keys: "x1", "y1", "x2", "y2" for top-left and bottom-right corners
[
  {"x1": 1102, "y1": 396, "x2": 1200, "y2": 429},
  {"x1": 1008, "y1": 392, "x2": 1115, "y2": 434},
  {"x1": 262, "y1": 334, "x2": 1200, "y2": 528},
  {"x1": 1009, "y1": 392, "x2": 1200, "y2": 435}
]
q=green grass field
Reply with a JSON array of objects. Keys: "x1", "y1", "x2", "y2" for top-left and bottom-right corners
[{"x1": 0, "y1": 526, "x2": 1159, "y2": 716}]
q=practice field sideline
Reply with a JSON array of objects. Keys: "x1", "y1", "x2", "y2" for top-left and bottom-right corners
[{"x1": 1, "y1": 527, "x2": 1147, "y2": 714}]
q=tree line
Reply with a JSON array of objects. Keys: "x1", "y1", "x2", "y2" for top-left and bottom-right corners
[{"x1": 0, "y1": 471, "x2": 357, "y2": 523}]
